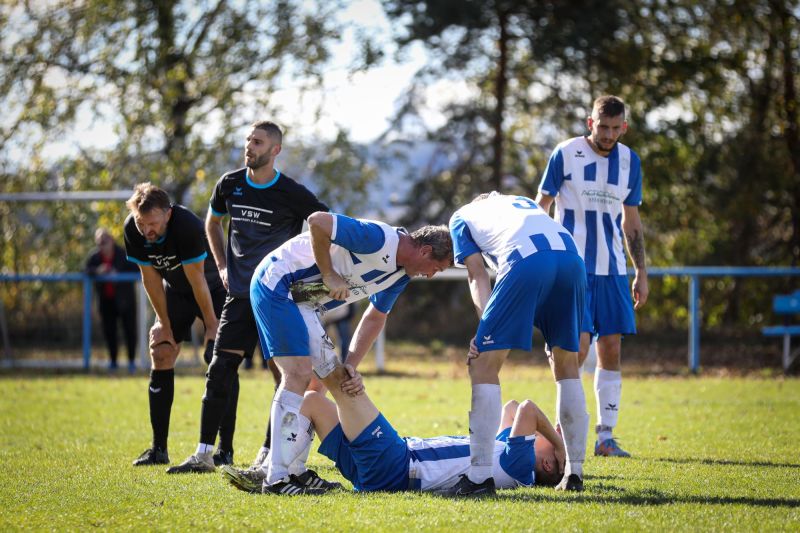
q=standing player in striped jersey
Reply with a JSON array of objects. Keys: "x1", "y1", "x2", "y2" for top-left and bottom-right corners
[
  {"x1": 168, "y1": 121, "x2": 329, "y2": 474},
  {"x1": 536, "y1": 95, "x2": 649, "y2": 458},
  {"x1": 223, "y1": 365, "x2": 565, "y2": 494},
  {"x1": 247, "y1": 212, "x2": 453, "y2": 494},
  {"x1": 448, "y1": 192, "x2": 589, "y2": 494}
]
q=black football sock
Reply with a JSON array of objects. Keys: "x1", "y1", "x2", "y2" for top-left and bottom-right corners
[
  {"x1": 217, "y1": 372, "x2": 239, "y2": 452},
  {"x1": 149, "y1": 368, "x2": 175, "y2": 450}
]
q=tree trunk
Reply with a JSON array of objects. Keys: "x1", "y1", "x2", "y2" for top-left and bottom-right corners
[{"x1": 491, "y1": 7, "x2": 508, "y2": 193}]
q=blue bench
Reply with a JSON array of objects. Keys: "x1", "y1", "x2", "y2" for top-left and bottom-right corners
[{"x1": 762, "y1": 290, "x2": 800, "y2": 372}]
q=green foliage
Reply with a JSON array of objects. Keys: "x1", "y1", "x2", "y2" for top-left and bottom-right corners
[{"x1": 0, "y1": 365, "x2": 798, "y2": 530}]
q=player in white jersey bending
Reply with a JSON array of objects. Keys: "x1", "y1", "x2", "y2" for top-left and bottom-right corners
[
  {"x1": 536, "y1": 95, "x2": 648, "y2": 458},
  {"x1": 222, "y1": 363, "x2": 565, "y2": 494},
  {"x1": 249, "y1": 212, "x2": 453, "y2": 494},
  {"x1": 448, "y1": 192, "x2": 589, "y2": 494}
]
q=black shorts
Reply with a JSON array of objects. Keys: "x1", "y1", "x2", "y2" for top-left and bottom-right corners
[
  {"x1": 165, "y1": 284, "x2": 226, "y2": 343},
  {"x1": 216, "y1": 296, "x2": 259, "y2": 358}
]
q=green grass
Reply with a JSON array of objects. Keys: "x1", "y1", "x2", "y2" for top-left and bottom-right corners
[{"x1": 1, "y1": 357, "x2": 799, "y2": 532}]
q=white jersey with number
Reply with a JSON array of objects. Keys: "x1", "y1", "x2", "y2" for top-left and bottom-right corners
[{"x1": 449, "y1": 193, "x2": 578, "y2": 279}]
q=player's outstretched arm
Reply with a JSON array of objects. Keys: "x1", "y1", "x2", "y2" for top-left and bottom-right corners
[
  {"x1": 308, "y1": 211, "x2": 349, "y2": 300},
  {"x1": 344, "y1": 303, "x2": 388, "y2": 370}
]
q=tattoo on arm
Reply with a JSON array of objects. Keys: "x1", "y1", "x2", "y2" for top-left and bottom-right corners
[{"x1": 625, "y1": 229, "x2": 647, "y2": 270}]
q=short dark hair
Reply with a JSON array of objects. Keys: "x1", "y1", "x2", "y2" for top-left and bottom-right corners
[
  {"x1": 593, "y1": 95, "x2": 626, "y2": 119},
  {"x1": 252, "y1": 120, "x2": 283, "y2": 144},
  {"x1": 126, "y1": 182, "x2": 171, "y2": 214},
  {"x1": 409, "y1": 225, "x2": 453, "y2": 263},
  {"x1": 534, "y1": 466, "x2": 562, "y2": 487}
]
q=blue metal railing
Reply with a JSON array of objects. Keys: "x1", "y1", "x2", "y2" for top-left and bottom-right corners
[
  {"x1": 1, "y1": 272, "x2": 141, "y2": 370},
  {"x1": 2, "y1": 266, "x2": 800, "y2": 372}
]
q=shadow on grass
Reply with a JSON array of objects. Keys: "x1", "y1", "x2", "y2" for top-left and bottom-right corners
[
  {"x1": 497, "y1": 485, "x2": 800, "y2": 508},
  {"x1": 654, "y1": 457, "x2": 800, "y2": 469}
]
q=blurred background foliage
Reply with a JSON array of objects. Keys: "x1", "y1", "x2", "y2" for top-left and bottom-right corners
[{"x1": 1, "y1": 0, "x2": 798, "y2": 356}]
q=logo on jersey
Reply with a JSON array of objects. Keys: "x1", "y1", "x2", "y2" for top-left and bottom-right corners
[
  {"x1": 482, "y1": 335, "x2": 494, "y2": 346},
  {"x1": 371, "y1": 426, "x2": 383, "y2": 438},
  {"x1": 605, "y1": 403, "x2": 618, "y2": 412},
  {"x1": 581, "y1": 189, "x2": 620, "y2": 206},
  {"x1": 575, "y1": 150, "x2": 585, "y2": 158},
  {"x1": 233, "y1": 186, "x2": 244, "y2": 196}
]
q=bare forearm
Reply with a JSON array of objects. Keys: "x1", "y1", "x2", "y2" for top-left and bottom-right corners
[
  {"x1": 309, "y1": 221, "x2": 335, "y2": 276},
  {"x1": 141, "y1": 269, "x2": 170, "y2": 326},
  {"x1": 345, "y1": 306, "x2": 387, "y2": 368},
  {"x1": 205, "y1": 216, "x2": 227, "y2": 270},
  {"x1": 624, "y1": 225, "x2": 647, "y2": 272},
  {"x1": 184, "y1": 264, "x2": 217, "y2": 328}
]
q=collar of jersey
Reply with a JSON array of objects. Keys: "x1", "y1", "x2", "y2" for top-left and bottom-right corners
[
  {"x1": 145, "y1": 234, "x2": 166, "y2": 246},
  {"x1": 246, "y1": 168, "x2": 281, "y2": 189}
]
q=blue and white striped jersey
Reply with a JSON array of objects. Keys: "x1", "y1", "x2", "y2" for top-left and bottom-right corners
[
  {"x1": 449, "y1": 193, "x2": 579, "y2": 279},
  {"x1": 406, "y1": 432, "x2": 536, "y2": 493},
  {"x1": 252, "y1": 214, "x2": 410, "y2": 313},
  {"x1": 538, "y1": 136, "x2": 643, "y2": 276}
]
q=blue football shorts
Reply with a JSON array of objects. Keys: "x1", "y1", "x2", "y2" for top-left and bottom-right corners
[
  {"x1": 318, "y1": 413, "x2": 410, "y2": 492},
  {"x1": 475, "y1": 250, "x2": 586, "y2": 354},
  {"x1": 581, "y1": 274, "x2": 636, "y2": 336}
]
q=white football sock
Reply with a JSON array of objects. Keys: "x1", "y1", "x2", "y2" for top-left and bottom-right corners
[
  {"x1": 195, "y1": 443, "x2": 214, "y2": 456},
  {"x1": 265, "y1": 387, "x2": 303, "y2": 483},
  {"x1": 595, "y1": 368, "x2": 622, "y2": 437},
  {"x1": 557, "y1": 378, "x2": 589, "y2": 479},
  {"x1": 288, "y1": 414, "x2": 315, "y2": 476},
  {"x1": 468, "y1": 383, "x2": 501, "y2": 484}
]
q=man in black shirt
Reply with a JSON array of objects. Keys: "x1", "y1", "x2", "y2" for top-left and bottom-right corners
[
  {"x1": 124, "y1": 183, "x2": 231, "y2": 466},
  {"x1": 168, "y1": 121, "x2": 329, "y2": 473}
]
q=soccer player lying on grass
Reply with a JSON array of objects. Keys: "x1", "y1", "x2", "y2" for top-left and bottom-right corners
[
  {"x1": 222, "y1": 364, "x2": 565, "y2": 495},
  {"x1": 247, "y1": 211, "x2": 453, "y2": 494}
]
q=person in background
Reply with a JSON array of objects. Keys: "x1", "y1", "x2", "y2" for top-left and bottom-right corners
[{"x1": 85, "y1": 228, "x2": 139, "y2": 372}]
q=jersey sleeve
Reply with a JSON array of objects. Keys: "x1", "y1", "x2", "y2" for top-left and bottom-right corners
[
  {"x1": 498, "y1": 434, "x2": 535, "y2": 487},
  {"x1": 173, "y1": 209, "x2": 209, "y2": 265},
  {"x1": 369, "y1": 275, "x2": 410, "y2": 313},
  {"x1": 623, "y1": 152, "x2": 643, "y2": 206},
  {"x1": 448, "y1": 211, "x2": 481, "y2": 267},
  {"x1": 538, "y1": 147, "x2": 565, "y2": 197},
  {"x1": 208, "y1": 177, "x2": 228, "y2": 216},
  {"x1": 123, "y1": 217, "x2": 151, "y2": 266},
  {"x1": 289, "y1": 182, "x2": 330, "y2": 219},
  {"x1": 331, "y1": 214, "x2": 386, "y2": 254}
]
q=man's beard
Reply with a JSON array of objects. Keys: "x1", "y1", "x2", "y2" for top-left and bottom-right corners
[{"x1": 246, "y1": 154, "x2": 270, "y2": 170}]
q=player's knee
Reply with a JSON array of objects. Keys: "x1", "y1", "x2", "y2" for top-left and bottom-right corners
[
  {"x1": 282, "y1": 363, "x2": 313, "y2": 391},
  {"x1": 503, "y1": 399, "x2": 520, "y2": 413},
  {"x1": 517, "y1": 399, "x2": 537, "y2": 419},
  {"x1": 204, "y1": 350, "x2": 242, "y2": 401},
  {"x1": 150, "y1": 342, "x2": 178, "y2": 366}
]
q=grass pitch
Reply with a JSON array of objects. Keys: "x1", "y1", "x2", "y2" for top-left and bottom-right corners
[{"x1": 0, "y1": 355, "x2": 798, "y2": 532}]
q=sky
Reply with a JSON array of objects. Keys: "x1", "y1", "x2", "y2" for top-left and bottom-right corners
[{"x1": 43, "y1": 0, "x2": 447, "y2": 160}]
